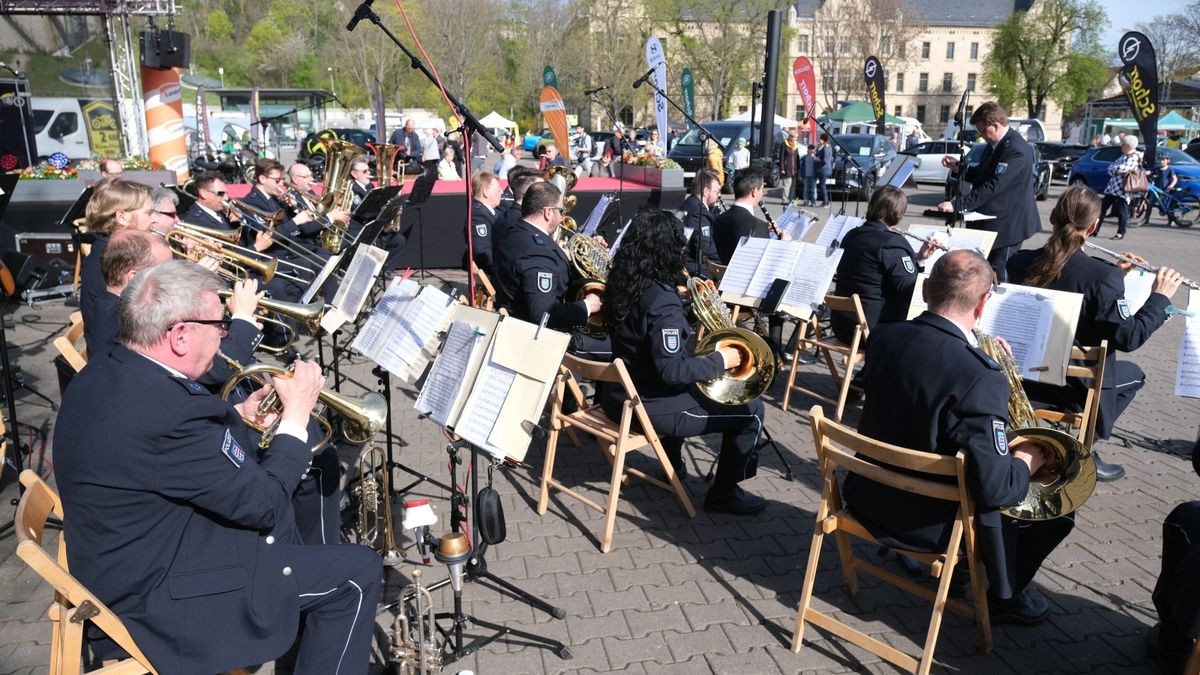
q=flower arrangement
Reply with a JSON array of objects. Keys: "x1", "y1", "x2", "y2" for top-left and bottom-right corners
[
  {"x1": 620, "y1": 151, "x2": 681, "y2": 170},
  {"x1": 74, "y1": 156, "x2": 165, "y2": 171},
  {"x1": 17, "y1": 161, "x2": 79, "y2": 180}
]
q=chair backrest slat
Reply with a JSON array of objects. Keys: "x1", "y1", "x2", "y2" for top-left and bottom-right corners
[{"x1": 816, "y1": 418, "x2": 959, "y2": 477}]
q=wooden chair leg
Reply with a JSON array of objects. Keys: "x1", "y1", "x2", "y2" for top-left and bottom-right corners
[
  {"x1": 599, "y1": 441, "x2": 631, "y2": 554},
  {"x1": 918, "y1": 528, "x2": 963, "y2": 675},
  {"x1": 792, "y1": 514, "x2": 828, "y2": 651},
  {"x1": 537, "y1": 425, "x2": 561, "y2": 515}
]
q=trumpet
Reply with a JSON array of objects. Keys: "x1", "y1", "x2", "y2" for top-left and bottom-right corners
[
  {"x1": 217, "y1": 354, "x2": 389, "y2": 452},
  {"x1": 688, "y1": 276, "x2": 775, "y2": 404},
  {"x1": 167, "y1": 228, "x2": 279, "y2": 283},
  {"x1": 388, "y1": 569, "x2": 442, "y2": 674},
  {"x1": 354, "y1": 445, "x2": 403, "y2": 566},
  {"x1": 216, "y1": 288, "x2": 326, "y2": 351},
  {"x1": 1084, "y1": 242, "x2": 1200, "y2": 290}
]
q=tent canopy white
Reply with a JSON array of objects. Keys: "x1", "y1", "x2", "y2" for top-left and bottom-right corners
[
  {"x1": 479, "y1": 111, "x2": 516, "y2": 129},
  {"x1": 724, "y1": 110, "x2": 801, "y2": 127}
]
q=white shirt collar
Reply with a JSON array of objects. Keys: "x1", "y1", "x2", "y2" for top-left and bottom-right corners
[
  {"x1": 139, "y1": 351, "x2": 191, "y2": 379},
  {"x1": 733, "y1": 201, "x2": 756, "y2": 213},
  {"x1": 197, "y1": 202, "x2": 222, "y2": 220}
]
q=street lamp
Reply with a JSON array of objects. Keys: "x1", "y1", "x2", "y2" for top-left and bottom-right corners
[
  {"x1": 327, "y1": 67, "x2": 335, "y2": 95},
  {"x1": 218, "y1": 66, "x2": 225, "y2": 88}
]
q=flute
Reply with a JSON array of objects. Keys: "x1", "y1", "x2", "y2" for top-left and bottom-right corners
[
  {"x1": 901, "y1": 230, "x2": 951, "y2": 252},
  {"x1": 1084, "y1": 242, "x2": 1200, "y2": 290}
]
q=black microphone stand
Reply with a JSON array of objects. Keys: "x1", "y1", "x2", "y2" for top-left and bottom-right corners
[{"x1": 948, "y1": 89, "x2": 971, "y2": 229}]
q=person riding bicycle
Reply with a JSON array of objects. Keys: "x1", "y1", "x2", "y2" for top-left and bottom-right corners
[{"x1": 1155, "y1": 155, "x2": 1178, "y2": 192}]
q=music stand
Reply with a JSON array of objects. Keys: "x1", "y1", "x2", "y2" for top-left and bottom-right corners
[{"x1": 352, "y1": 184, "x2": 402, "y2": 224}]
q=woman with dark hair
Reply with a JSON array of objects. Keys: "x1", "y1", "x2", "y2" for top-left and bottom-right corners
[
  {"x1": 1007, "y1": 184, "x2": 1184, "y2": 483},
  {"x1": 831, "y1": 185, "x2": 936, "y2": 343},
  {"x1": 602, "y1": 209, "x2": 768, "y2": 516}
]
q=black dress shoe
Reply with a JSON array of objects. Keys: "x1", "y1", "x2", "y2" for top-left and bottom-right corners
[
  {"x1": 989, "y1": 589, "x2": 1050, "y2": 626},
  {"x1": 703, "y1": 486, "x2": 767, "y2": 515},
  {"x1": 1093, "y1": 449, "x2": 1126, "y2": 482},
  {"x1": 1146, "y1": 623, "x2": 1194, "y2": 675}
]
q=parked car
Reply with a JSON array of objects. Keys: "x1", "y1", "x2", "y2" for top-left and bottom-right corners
[
  {"x1": 945, "y1": 142, "x2": 1051, "y2": 201},
  {"x1": 667, "y1": 120, "x2": 785, "y2": 187},
  {"x1": 899, "y1": 140, "x2": 968, "y2": 184},
  {"x1": 523, "y1": 129, "x2": 557, "y2": 156},
  {"x1": 1035, "y1": 142, "x2": 1089, "y2": 181},
  {"x1": 297, "y1": 128, "x2": 378, "y2": 179},
  {"x1": 829, "y1": 133, "x2": 897, "y2": 200},
  {"x1": 1068, "y1": 145, "x2": 1200, "y2": 200}
]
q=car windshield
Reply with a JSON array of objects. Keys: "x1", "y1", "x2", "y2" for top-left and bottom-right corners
[
  {"x1": 837, "y1": 136, "x2": 877, "y2": 155},
  {"x1": 677, "y1": 123, "x2": 749, "y2": 147}
]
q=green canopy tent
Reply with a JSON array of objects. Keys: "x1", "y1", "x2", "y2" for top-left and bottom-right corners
[{"x1": 819, "y1": 101, "x2": 907, "y2": 134}]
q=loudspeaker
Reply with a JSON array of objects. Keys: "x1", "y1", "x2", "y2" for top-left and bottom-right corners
[
  {"x1": 1, "y1": 252, "x2": 70, "y2": 290},
  {"x1": 139, "y1": 30, "x2": 191, "y2": 70}
]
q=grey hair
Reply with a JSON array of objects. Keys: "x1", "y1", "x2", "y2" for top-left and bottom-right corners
[
  {"x1": 925, "y1": 249, "x2": 993, "y2": 314},
  {"x1": 118, "y1": 259, "x2": 223, "y2": 348},
  {"x1": 150, "y1": 186, "x2": 178, "y2": 208}
]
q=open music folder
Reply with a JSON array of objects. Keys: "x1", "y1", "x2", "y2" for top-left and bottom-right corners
[
  {"x1": 719, "y1": 238, "x2": 843, "y2": 321},
  {"x1": 351, "y1": 278, "x2": 458, "y2": 382},
  {"x1": 1175, "y1": 288, "x2": 1200, "y2": 398},
  {"x1": 906, "y1": 274, "x2": 1083, "y2": 386},
  {"x1": 320, "y1": 244, "x2": 388, "y2": 333},
  {"x1": 902, "y1": 223, "x2": 997, "y2": 268}
]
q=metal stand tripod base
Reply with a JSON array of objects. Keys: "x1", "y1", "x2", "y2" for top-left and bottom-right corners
[
  {"x1": 434, "y1": 612, "x2": 573, "y2": 663},
  {"x1": 704, "y1": 425, "x2": 792, "y2": 482}
]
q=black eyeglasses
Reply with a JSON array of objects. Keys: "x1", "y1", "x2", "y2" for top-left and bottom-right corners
[
  {"x1": 547, "y1": 206, "x2": 566, "y2": 214},
  {"x1": 154, "y1": 209, "x2": 179, "y2": 218},
  {"x1": 175, "y1": 318, "x2": 232, "y2": 336}
]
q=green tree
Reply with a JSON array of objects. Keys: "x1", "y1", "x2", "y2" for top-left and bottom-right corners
[
  {"x1": 204, "y1": 9, "x2": 235, "y2": 43},
  {"x1": 982, "y1": 0, "x2": 1107, "y2": 118}
]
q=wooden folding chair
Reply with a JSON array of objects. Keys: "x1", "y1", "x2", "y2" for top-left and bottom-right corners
[
  {"x1": 538, "y1": 354, "x2": 695, "y2": 553},
  {"x1": 15, "y1": 470, "x2": 158, "y2": 675},
  {"x1": 1031, "y1": 341, "x2": 1108, "y2": 450},
  {"x1": 782, "y1": 294, "x2": 868, "y2": 421},
  {"x1": 704, "y1": 258, "x2": 727, "y2": 282},
  {"x1": 470, "y1": 262, "x2": 497, "y2": 311},
  {"x1": 793, "y1": 406, "x2": 992, "y2": 675},
  {"x1": 53, "y1": 312, "x2": 88, "y2": 375}
]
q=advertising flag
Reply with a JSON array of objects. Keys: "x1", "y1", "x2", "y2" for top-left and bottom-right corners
[
  {"x1": 792, "y1": 56, "x2": 818, "y2": 143},
  {"x1": 863, "y1": 56, "x2": 887, "y2": 136},
  {"x1": 681, "y1": 68, "x2": 696, "y2": 129},
  {"x1": 539, "y1": 86, "x2": 570, "y2": 157},
  {"x1": 141, "y1": 66, "x2": 188, "y2": 181},
  {"x1": 543, "y1": 66, "x2": 558, "y2": 90},
  {"x1": 374, "y1": 78, "x2": 387, "y2": 142},
  {"x1": 1119, "y1": 31, "x2": 1159, "y2": 166},
  {"x1": 646, "y1": 37, "x2": 668, "y2": 149}
]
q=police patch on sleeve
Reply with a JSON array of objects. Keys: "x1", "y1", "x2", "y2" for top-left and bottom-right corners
[
  {"x1": 222, "y1": 428, "x2": 247, "y2": 467},
  {"x1": 662, "y1": 328, "x2": 681, "y2": 353},
  {"x1": 996, "y1": 162, "x2": 1008, "y2": 175},
  {"x1": 475, "y1": 223, "x2": 488, "y2": 238},
  {"x1": 536, "y1": 271, "x2": 553, "y2": 293},
  {"x1": 992, "y1": 420, "x2": 1009, "y2": 456},
  {"x1": 903, "y1": 256, "x2": 916, "y2": 274},
  {"x1": 1117, "y1": 298, "x2": 1131, "y2": 320}
]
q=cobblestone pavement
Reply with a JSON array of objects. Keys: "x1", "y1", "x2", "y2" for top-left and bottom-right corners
[{"x1": 1, "y1": 182, "x2": 1197, "y2": 674}]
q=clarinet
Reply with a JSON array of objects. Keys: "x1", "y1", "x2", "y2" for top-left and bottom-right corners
[{"x1": 758, "y1": 202, "x2": 783, "y2": 239}]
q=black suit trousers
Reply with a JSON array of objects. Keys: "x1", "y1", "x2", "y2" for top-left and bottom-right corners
[{"x1": 1154, "y1": 501, "x2": 1200, "y2": 640}]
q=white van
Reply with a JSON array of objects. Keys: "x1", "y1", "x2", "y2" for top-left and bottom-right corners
[{"x1": 31, "y1": 97, "x2": 89, "y2": 160}]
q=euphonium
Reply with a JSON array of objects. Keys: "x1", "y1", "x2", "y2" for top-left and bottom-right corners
[
  {"x1": 166, "y1": 229, "x2": 279, "y2": 283},
  {"x1": 316, "y1": 140, "x2": 366, "y2": 253},
  {"x1": 377, "y1": 145, "x2": 407, "y2": 233},
  {"x1": 688, "y1": 276, "x2": 775, "y2": 404},
  {"x1": 975, "y1": 331, "x2": 1097, "y2": 521},
  {"x1": 389, "y1": 569, "x2": 442, "y2": 674},
  {"x1": 354, "y1": 445, "x2": 402, "y2": 566}
]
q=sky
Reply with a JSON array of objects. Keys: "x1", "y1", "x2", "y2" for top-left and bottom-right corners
[{"x1": 1098, "y1": 0, "x2": 1190, "y2": 60}]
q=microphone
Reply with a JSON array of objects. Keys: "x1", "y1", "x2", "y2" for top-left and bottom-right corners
[
  {"x1": 631, "y1": 66, "x2": 656, "y2": 89},
  {"x1": 329, "y1": 92, "x2": 347, "y2": 108},
  {"x1": 0, "y1": 60, "x2": 22, "y2": 78},
  {"x1": 953, "y1": 89, "x2": 969, "y2": 126},
  {"x1": 583, "y1": 84, "x2": 611, "y2": 96},
  {"x1": 345, "y1": 0, "x2": 374, "y2": 32}
]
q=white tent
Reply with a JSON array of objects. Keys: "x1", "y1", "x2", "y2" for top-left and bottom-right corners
[
  {"x1": 725, "y1": 110, "x2": 801, "y2": 128},
  {"x1": 479, "y1": 111, "x2": 516, "y2": 129}
]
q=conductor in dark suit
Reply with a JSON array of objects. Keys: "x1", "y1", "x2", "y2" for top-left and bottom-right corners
[
  {"x1": 53, "y1": 260, "x2": 381, "y2": 674},
  {"x1": 845, "y1": 249, "x2": 1072, "y2": 625},
  {"x1": 711, "y1": 170, "x2": 770, "y2": 263},
  {"x1": 937, "y1": 102, "x2": 1040, "y2": 282},
  {"x1": 678, "y1": 168, "x2": 724, "y2": 275}
]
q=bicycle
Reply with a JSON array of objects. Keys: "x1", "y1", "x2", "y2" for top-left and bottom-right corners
[{"x1": 1130, "y1": 183, "x2": 1198, "y2": 228}]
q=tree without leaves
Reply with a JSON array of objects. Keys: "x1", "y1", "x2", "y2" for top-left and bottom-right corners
[
  {"x1": 1131, "y1": 15, "x2": 1200, "y2": 93},
  {"x1": 982, "y1": 0, "x2": 1107, "y2": 118}
]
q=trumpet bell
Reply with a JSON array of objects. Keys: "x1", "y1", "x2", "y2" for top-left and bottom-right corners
[
  {"x1": 177, "y1": 221, "x2": 243, "y2": 244},
  {"x1": 323, "y1": 390, "x2": 388, "y2": 444},
  {"x1": 1002, "y1": 428, "x2": 1097, "y2": 521},
  {"x1": 694, "y1": 328, "x2": 775, "y2": 405}
]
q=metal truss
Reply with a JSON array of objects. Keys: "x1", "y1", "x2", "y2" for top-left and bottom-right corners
[{"x1": 0, "y1": 0, "x2": 175, "y2": 15}]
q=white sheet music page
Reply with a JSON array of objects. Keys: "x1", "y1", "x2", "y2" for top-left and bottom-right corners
[
  {"x1": 416, "y1": 321, "x2": 481, "y2": 426},
  {"x1": 718, "y1": 237, "x2": 769, "y2": 296},
  {"x1": 1123, "y1": 268, "x2": 1156, "y2": 315},
  {"x1": 301, "y1": 252, "x2": 343, "y2": 305},
  {"x1": 977, "y1": 288, "x2": 1055, "y2": 377},
  {"x1": 454, "y1": 359, "x2": 518, "y2": 457},
  {"x1": 1175, "y1": 288, "x2": 1200, "y2": 398},
  {"x1": 352, "y1": 277, "x2": 420, "y2": 364},
  {"x1": 814, "y1": 214, "x2": 847, "y2": 250},
  {"x1": 746, "y1": 240, "x2": 798, "y2": 299},
  {"x1": 383, "y1": 284, "x2": 453, "y2": 372},
  {"x1": 331, "y1": 244, "x2": 387, "y2": 321},
  {"x1": 783, "y1": 244, "x2": 843, "y2": 313},
  {"x1": 579, "y1": 194, "x2": 613, "y2": 236}
]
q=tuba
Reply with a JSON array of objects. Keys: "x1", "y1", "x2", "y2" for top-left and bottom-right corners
[
  {"x1": 975, "y1": 331, "x2": 1097, "y2": 521},
  {"x1": 688, "y1": 276, "x2": 775, "y2": 404},
  {"x1": 354, "y1": 445, "x2": 403, "y2": 566},
  {"x1": 375, "y1": 144, "x2": 407, "y2": 233},
  {"x1": 544, "y1": 166, "x2": 578, "y2": 244},
  {"x1": 316, "y1": 140, "x2": 367, "y2": 253}
]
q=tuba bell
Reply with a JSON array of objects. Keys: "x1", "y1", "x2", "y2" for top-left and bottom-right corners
[
  {"x1": 316, "y1": 139, "x2": 367, "y2": 252},
  {"x1": 688, "y1": 276, "x2": 775, "y2": 404},
  {"x1": 975, "y1": 331, "x2": 1097, "y2": 521},
  {"x1": 374, "y1": 143, "x2": 407, "y2": 233}
]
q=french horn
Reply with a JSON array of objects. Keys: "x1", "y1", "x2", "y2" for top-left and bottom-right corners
[{"x1": 688, "y1": 277, "x2": 775, "y2": 404}]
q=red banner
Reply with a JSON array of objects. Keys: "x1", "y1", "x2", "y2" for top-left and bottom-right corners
[
  {"x1": 792, "y1": 56, "x2": 819, "y2": 143},
  {"x1": 539, "y1": 86, "x2": 569, "y2": 158}
]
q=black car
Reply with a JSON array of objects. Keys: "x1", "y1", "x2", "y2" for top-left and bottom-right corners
[
  {"x1": 667, "y1": 120, "x2": 784, "y2": 188},
  {"x1": 829, "y1": 133, "x2": 897, "y2": 200},
  {"x1": 945, "y1": 142, "x2": 1051, "y2": 201},
  {"x1": 1035, "y1": 142, "x2": 1089, "y2": 181},
  {"x1": 297, "y1": 128, "x2": 378, "y2": 179}
]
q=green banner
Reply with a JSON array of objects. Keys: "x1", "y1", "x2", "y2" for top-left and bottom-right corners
[
  {"x1": 543, "y1": 66, "x2": 558, "y2": 89},
  {"x1": 681, "y1": 68, "x2": 695, "y2": 129}
]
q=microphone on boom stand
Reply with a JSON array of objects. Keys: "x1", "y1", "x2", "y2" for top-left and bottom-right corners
[{"x1": 631, "y1": 66, "x2": 656, "y2": 89}]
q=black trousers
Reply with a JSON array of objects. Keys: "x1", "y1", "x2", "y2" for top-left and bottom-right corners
[
  {"x1": 979, "y1": 515, "x2": 1074, "y2": 601},
  {"x1": 1098, "y1": 193, "x2": 1130, "y2": 236},
  {"x1": 293, "y1": 445, "x2": 343, "y2": 546},
  {"x1": 1154, "y1": 501, "x2": 1200, "y2": 641},
  {"x1": 987, "y1": 243, "x2": 1017, "y2": 283},
  {"x1": 1024, "y1": 360, "x2": 1145, "y2": 441},
  {"x1": 647, "y1": 394, "x2": 764, "y2": 494}
]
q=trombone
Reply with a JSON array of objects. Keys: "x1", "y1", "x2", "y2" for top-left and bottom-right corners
[
  {"x1": 224, "y1": 198, "x2": 331, "y2": 271},
  {"x1": 168, "y1": 226, "x2": 312, "y2": 286}
]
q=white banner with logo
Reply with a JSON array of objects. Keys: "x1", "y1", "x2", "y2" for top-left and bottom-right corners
[{"x1": 645, "y1": 37, "x2": 668, "y2": 150}]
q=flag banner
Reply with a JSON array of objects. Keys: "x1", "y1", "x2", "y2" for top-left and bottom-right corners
[
  {"x1": 543, "y1": 65, "x2": 558, "y2": 90},
  {"x1": 681, "y1": 68, "x2": 696, "y2": 129},
  {"x1": 646, "y1": 37, "x2": 668, "y2": 150},
  {"x1": 863, "y1": 56, "x2": 887, "y2": 136},
  {"x1": 141, "y1": 66, "x2": 188, "y2": 181},
  {"x1": 792, "y1": 56, "x2": 819, "y2": 144},
  {"x1": 249, "y1": 85, "x2": 261, "y2": 150},
  {"x1": 1119, "y1": 31, "x2": 1159, "y2": 166},
  {"x1": 539, "y1": 86, "x2": 570, "y2": 158},
  {"x1": 374, "y1": 78, "x2": 387, "y2": 142}
]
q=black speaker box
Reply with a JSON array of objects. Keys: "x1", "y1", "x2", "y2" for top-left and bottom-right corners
[
  {"x1": 140, "y1": 30, "x2": 191, "y2": 70},
  {"x1": 1, "y1": 252, "x2": 70, "y2": 290}
]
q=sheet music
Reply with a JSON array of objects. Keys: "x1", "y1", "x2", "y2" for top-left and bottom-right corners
[
  {"x1": 579, "y1": 194, "x2": 613, "y2": 236},
  {"x1": 782, "y1": 245, "x2": 843, "y2": 312},
  {"x1": 814, "y1": 214, "x2": 864, "y2": 250},
  {"x1": 773, "y1": 204, "x2": 813, "y2": 241},
  {"x1": 718, "y1": 237, "x2": 769, "y2": 296},
  {"x1": 331, "y1": 244, "x2": 386, "y2": 320},
  {"x1": 302, "y1": 253, "x2": 343, "y2": 304},
  {"x1": 454, "y1": 359, "x2": 517, "y2": 456},
  {"x1": 384, "y1": 285, "x2": 454, "y2": 371},
  {"x1": 351, "y1": 277, "x2": 420, "y2": 362},
  {"x1": 608, "y1": 219, "x2": 632, "y2": 255},
  {"x1": 745, "y1": 241, "x2": 797, "y2": 299},
  {"x1": 415, "y1": 321, "x2": 480, "y2": 426},
  {"x1": 1123, "y1": 268, "x2": 1156, "y2": 315},
  {"x1": 976, "y1": 289, "x2": 1055, "y2": 377},
  {"x1": 1175, "y1": 288, "x2": 1200, "y2": 398}
]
